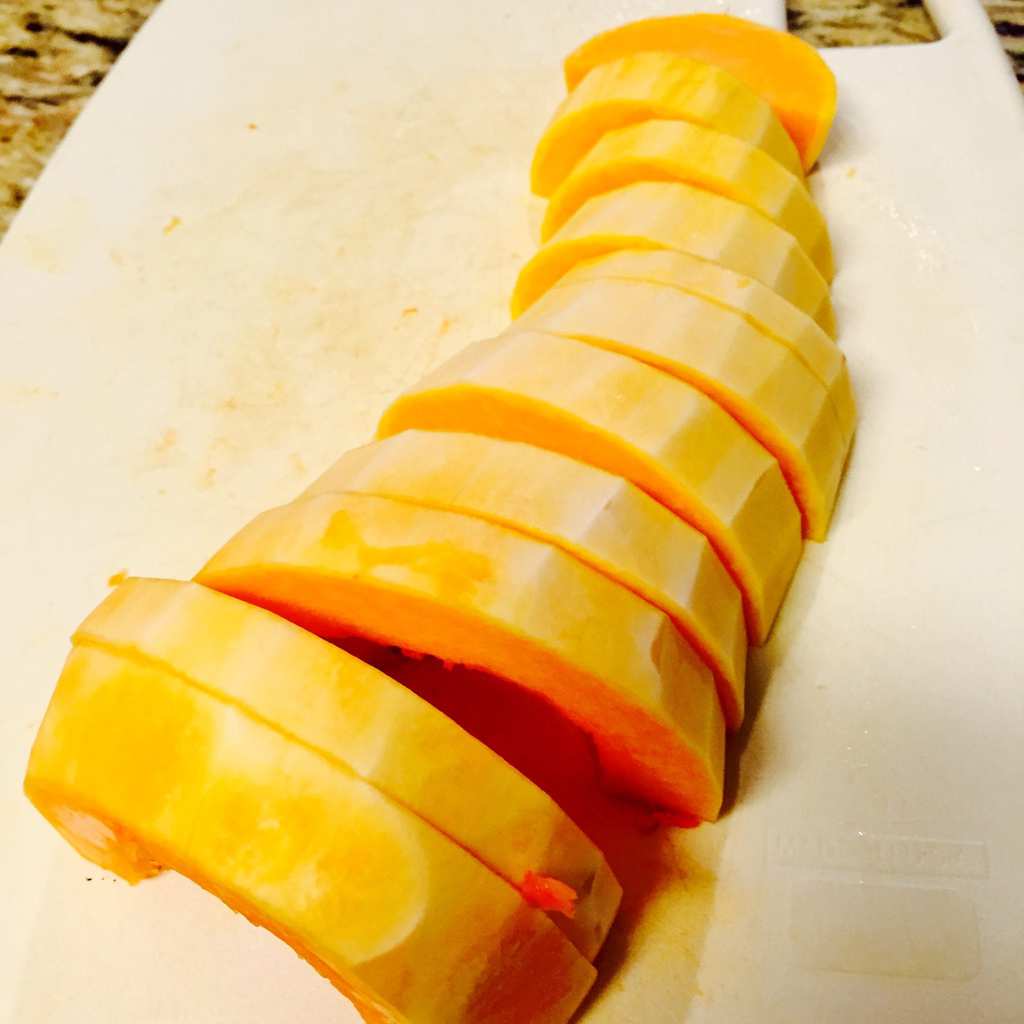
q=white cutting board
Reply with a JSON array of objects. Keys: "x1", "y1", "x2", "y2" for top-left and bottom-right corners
[{"x1": 2, "y1": 0, "x2": 1023, "y2": 1021}]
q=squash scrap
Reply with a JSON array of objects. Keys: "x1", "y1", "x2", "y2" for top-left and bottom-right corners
[
  {"x1": 563, "y1": 14, "x2": 838, "y2": 169},
  {"x1": 197, "y1": 491, "x2": 726, "y2": 820},
  {"x1": 378, "y1": 332, "x2": 802, "y2": 642},
  {"x1": 305, "y1": 429, "x2": 747, "y2": 728}
]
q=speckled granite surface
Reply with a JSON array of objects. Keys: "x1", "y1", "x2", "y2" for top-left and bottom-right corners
[{"x1": 1, "y1": 0, "x2": 1023, "y2": 237}]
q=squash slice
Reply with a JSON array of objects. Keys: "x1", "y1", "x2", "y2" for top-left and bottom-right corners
[
  {"x1": 69, "y1": 577, "x2": 620, "y2": 960},
  {"x1": 304, "y1": 430, "x2": 747, "y2": 728},
  {"x1": 197, "y1": 492, "x2": 726, "y2": 821},
  {"x1": 513, "y1": 181, "x2": 835, "y2": 337},
  {"x1": 563, "y1": 14, "x2": 838, "y2": 169},
  {"x1": 533, "y1": 50, "x2": 802, "y2": 195},
  {"x1": 561, "y1": 248, "x2": 855, "y2": 443},
  {"x1": 542, "y1": 118, "x2": 833, "y2": 279},
  {"x1": 25, "y1": 643, "x2": 595, "y2": 1024},
  {"x1": 513, "y1": 276, "x2": 848, "y2": 539},
  {"x1": 378, "y1": 331, "x2": 802, "y2": 643}
]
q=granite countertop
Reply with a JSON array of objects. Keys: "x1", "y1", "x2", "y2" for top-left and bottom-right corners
[{"x1": 1, "y1": 1, "x2": 1022, "y2": 238}]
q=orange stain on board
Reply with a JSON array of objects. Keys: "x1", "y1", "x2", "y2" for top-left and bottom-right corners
[
  {"x1": 154, "y1": 428, "x2": 177, "y2": 455},
  {"x1": 106, "y1": 570, "x2": 128, "y2": 588},
  {"x1": 162, "y1": 216, "x2": 182, "y2": 236}
]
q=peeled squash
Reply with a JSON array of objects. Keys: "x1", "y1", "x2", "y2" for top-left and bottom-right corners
[
  {"x1": 197, "y1": 491, "x2": 726, "y2": 820},
  {"x1": 304, "y1": 429, "x2": 747, "y2": 728},
  {"x1": 561, "y1": 248, "x2": 856, "y2": 444},
  {"x1": 25, "y1": 642, "x2": 595, "y2": 1024},
  {"x1": 563, "y1": 14, "x2": 838, "y2": 169},
  {"x1": 513, "y1": 181, "x2": 836, "y2": 337},
  {"x1": 69, "y1": 577, "x2": 620, "y2": 960},
  {"x1": 532, "y1": 51, "x2": 802, "y2": 195},
  {"x1": 378, "y1": 331, "x2": 802, "y2": 643},
  {"x1": 513, "y1": 276, "x2": 848, "y2": 540},
  {"x1": 542, "y1": 118, "x2": 834, "y2": 279}
]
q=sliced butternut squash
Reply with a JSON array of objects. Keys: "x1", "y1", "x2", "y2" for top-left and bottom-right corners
[
  {"x1": 512, "y1": 181, "x2": 836, "y2": 337},
  {"x1": 563, "y1": 14, "x2": 838, "y2": 170},
  {"x1": 72, "y1": 577, "x2": 620, "y2": 960},
  {"x1": 513, "y1": 276, "x2": 848, "y2": 540},
  {"x1": 561, "y1": 248, "x2": 856, "y2": 444},
  {"x1": 304, "y1": 430, "x2": 747, "y2": 728},
  {"x1": 532, "y1": 51, "x2": 802, "y2": 195},
  {"x1": 377, "y1": 331, "x2": 802, "y2": 642},
  {"x1": 542, "y1": 118, "x2": 833, "y2": 279},
  {"x1": 25, "y1": 643, "x2": 594, "y2": 1024},
  {"x1": 197, "y1": 492, "x2": 726, "y2": 820}
]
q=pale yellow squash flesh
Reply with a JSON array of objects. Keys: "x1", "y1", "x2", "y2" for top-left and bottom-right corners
[
  {"x1": 532, "y1": 51, "x2": 802, "y2": 195},
  {"x1": 304, "y1": 430, "x2": 747, "y2": 729},
  {"x1": 542, "y1": 118, "x2": 833, "y2": 279},
  {"x1": 513, "y1": 181, "x2": 836, "y2": 337},
  {"x1": 561, "y1": 248, "x2": 856, "y2": 444},
  {"x1": 562, "y1": 14, "x2": 838, "y2": 170},
  {"x1": 73, "y1": 577, "x2": 620, "y2": 960},
  {"x1": 197, "y1": 492, "x2": 726, "y2": 820},
  {"x1": 377, "y1": 332, "x2": 802, "y2": 643},
  {"x1": 25, "y1": 644, "x2": 595, "y2": 1024},
  {"x1": 513, "y1": 277, "x2": 848, "y2": 540}
]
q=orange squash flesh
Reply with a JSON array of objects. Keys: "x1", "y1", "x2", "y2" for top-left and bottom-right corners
[
  {"x1": 561, "y1": 248, "x2": 856, "y2": 445},
  {"x1": 512, "y1": 276, "x2": 848, "y2": 540},
  {"x1": 197, "y1": 492, "x2": 726, "y2": 820},
  {"x1": 70, "y1": 577, "x2": 620, "y2": 960},
  {"x1": 563, "y1": 14, "x2": 839, "y2": 170},
  {"x1": 304, "y1": 429, "x2": 748, "y2": 729},
  {"x1": 532, "y1": 50, "x2": 803, "y2": 195},
  {"x1": 25, "y1": 643, "x2": 595, "y2": 1024},
  {"x1": 378, "y1": 332, "x2": 803, "y2": 643},
  {"x1": 541, "y1": 118, "x2": 834, "y2": 279},
  {"x1": 513, "y1": 181, "x2": 836, "y2": 337}
]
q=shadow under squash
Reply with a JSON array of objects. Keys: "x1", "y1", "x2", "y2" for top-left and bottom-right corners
[{"x1": 343, "y1": 641, "x2": 725, "y2": 1023}]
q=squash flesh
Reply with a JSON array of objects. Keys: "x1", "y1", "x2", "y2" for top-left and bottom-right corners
[
  {"x1": 561, "y1": 248, "x2": 856, "y2": 443},
  {"x1": 73, "y1": 577, "x2": 620, "y2": 960},
  {"x1": 197, "y1": 492, "x2": 726, "y2": 820},
  {"x1": 25, "y1": 644, "x2": 595, "y2": 1024},
  {"x1": 304, "y1": 429, "x2": 747, "y2": 729},
  {"x1": 513, "y1": 180, "x2": 836, "y2": 337},
  {"x1": 542, "y1": 118, "x2": 833, "y2": 279},
  {"x1": 378, "y1": 332, "x2": 802, "y2": 643},
  {"x1": 513, "y1": 276, "x2": 848, "y2": 540},
  {"x1": 563, "y1": 14, "x2": 838, "y2": 169},
  {"x1": 532, "y1": 50, "x2": 802, "y2": 195}
]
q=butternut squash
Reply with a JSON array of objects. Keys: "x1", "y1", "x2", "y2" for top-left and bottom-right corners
[
  {"x1": 25, "y1": 643, "x2": 595, "y2": 1024},
  {"x1": 561, "y1": 248, "x2": 855, "y2": 444},
  {"x1": 532, "y1": 51, "x2": 802, "y2": 195},
  {"x1": 304, "y1": 430, "x2": 747, "y2": 728},
  {"x1": 513, "y1": 276, "x2": 848, "y2": 540},
  {"x1": 377, "y1": 331, "x2": 802, "y2": 643},
  {"x1": 563, "y1": 14, "x2": 838, "y2": 170},
  {"x1": 70, "y1": 577, "x2": 620, "y2": 960},
  {"x1": 197, "y1": 492, "x2": 726, "y2": 820},
  {"x1": 542, "y1": 119, "x2": 833, "y2": 279},
  {"x1": 512, "y1": 181, "x2": 836, "y2": 337}
]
